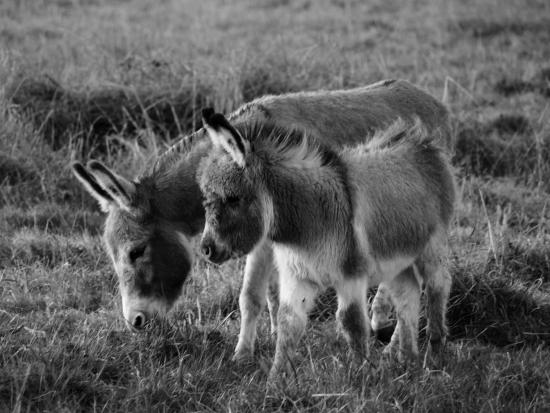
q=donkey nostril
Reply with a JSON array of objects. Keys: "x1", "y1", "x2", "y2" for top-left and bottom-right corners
[
  {"x1": 201, "y1": 244, "x2": 212, "y2": 258},
  {"x1": 133, "y1": 312, "x2": 146, "y2": 329}
]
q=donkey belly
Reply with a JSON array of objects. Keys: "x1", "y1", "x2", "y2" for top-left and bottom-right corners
[
  {"x1": 368, "y1": 255, "x2": 417, "y2": 285},
  {"x1": 351, "y1": 200, "x2": 428, "y2": 285}
]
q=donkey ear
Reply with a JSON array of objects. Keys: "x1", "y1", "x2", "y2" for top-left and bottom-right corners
[
  {"x1": 202, "y1": 108, "x2": 249, "y2": 167},
  {"x1": 71, "y1": 162, "x2": 115, "y2": 212},
  {"x1": 85, "y1": 160, "x2": 136, "y2": 211}
]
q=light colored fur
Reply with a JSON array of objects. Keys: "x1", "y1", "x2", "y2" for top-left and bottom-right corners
[{"x1": 276, "y1": 133, "x2": 325, "y2": 171}]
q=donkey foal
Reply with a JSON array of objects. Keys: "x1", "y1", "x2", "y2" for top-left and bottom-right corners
[{"x1": 202, "y1": 109, "x2": 455, "y2": 383}]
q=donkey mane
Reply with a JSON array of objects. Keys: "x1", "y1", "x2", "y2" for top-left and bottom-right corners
[
  {"x1": 148, "y1": 128, "x2": 206, "y2": 179},
  {"x1": 233, "y1": 120, "x2": 339, "y2": 170}
]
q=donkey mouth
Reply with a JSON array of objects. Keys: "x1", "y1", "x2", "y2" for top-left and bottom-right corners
[
  {"x1": 206, "y1": 250, "x2": 231, "y2": 265},
  {"x1": 124, "y1": 311, "x2": 148, "y2": 332}
]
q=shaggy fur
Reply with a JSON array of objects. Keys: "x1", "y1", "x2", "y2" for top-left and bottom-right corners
[
  {"x1": 72, "y1": 79, "x2": 453, "y2": 348},
  {"x1": 199, "y1": 111, "x2": 456, "y2": 381}
]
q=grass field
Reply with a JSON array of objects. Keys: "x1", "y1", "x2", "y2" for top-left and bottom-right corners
[{"x1": 1, "y1": 0, "x2": 550, "y2": 411}]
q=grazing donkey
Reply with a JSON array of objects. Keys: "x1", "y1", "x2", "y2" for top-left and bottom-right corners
[
  {"x1": 71, "y1": 80, "x2": 453, "y2": 361},
  {"x1": 198, "y1": 109, "x2": 455, "y2": 381}
]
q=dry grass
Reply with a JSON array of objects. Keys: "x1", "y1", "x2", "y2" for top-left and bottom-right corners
[
  {"x1": 0, "y1": 153, "x2": 37, "y2": 185},
  {"x1": 1, "y1": 0, "x2": 550, "y2": 411},
  {"x1": 454, "y1": 114, "x2": 550, "y2": 181},
  {"x1": 6, "y1": 75, "x2": 211, "y2": 153}
]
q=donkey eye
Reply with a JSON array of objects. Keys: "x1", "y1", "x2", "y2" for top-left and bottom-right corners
[
  {"x1": 225, "y1": 196, "x2": 240, "y2": 206},
  {"x1": 129, "y1": 245, "x2": 146, "y2": 262}
]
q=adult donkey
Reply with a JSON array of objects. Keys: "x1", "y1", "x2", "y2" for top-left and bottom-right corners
[{"x1": 72, "y1": 79, "x2": 453, "y2": 362}]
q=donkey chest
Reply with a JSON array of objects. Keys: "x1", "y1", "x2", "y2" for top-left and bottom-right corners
[{"x1": 272, "y1": 244, "x2": 340, "y2": 288}]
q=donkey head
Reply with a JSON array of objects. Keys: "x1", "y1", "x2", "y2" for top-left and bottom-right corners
[
  {"x1": 72, "y1": 161, "x2": 192, "y2": 331},
  {"x1": 198, "y1": 108, "x2": 268, "y2": 264}
]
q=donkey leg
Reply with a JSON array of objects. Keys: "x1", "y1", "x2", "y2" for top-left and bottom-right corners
[
  {"x1": 233, "y1": 241, "x2": 275, "y2": 362},
  {"x1": 418, "y1": 242, "x2": 452, "y2": 351},
  {"x1": 371, "y1": 283, "x2": 395, "y2": 343},
  {"x1": 266, "y1": 265, "x2": 279, "y2": 335},
  {"x1": 335, "y1": 277, "x2": 370, "y2": 358},
  {"x1": 384, "y1": 268, "x2": 421, "y2": 363},
  {"x1": 269, "y1": 269, "x2": 319, "y2": 384},
  {"x1": 381, "y1": 267, "x2": 414, "y2": 354}
]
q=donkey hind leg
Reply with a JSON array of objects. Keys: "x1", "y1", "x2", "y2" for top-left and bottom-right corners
[
  {"x1": 335, "y1": 277, "x2": 370, "y2": 359},
  {"x1": 418, "y1": 241, "x2": 452, "y2": 351},
  {"x1": 269, "y1": 268, "x2": 319, "y2": 384},
  {"x1": 233, "y1": 241, "x2": 276, "y2": 362},
  {"x1": 370, "y1": 283, "x2": 395, "y2": 343},
  {"x1": 383, "y1": 266, "x2": 421, "y2": 363}
]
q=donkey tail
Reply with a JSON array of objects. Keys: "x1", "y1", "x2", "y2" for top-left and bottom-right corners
[{"x1": 365, "y1": 117, "x2": 445, "y2": 152}]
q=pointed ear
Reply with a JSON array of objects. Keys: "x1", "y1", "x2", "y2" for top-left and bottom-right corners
[
  {"x1": 85, "y1": 160, "x2": 136, "y2": 211},
  {"x1": 201, "y1": 108, "x2": 249, "y2": 167},
  {"x1": 71, "y1": 162, "x2": 115, "y2": 212}
]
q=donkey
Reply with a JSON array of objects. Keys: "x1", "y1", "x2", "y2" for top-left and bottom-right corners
[
  {"x1": 71, "y1": 79, "x2": 453, "y2": 361},
  {"x1": 198, "y1": 109, "x2": 456, "y2": 382}
]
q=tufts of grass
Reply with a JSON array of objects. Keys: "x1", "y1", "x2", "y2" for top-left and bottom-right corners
[
  {"x1": 494, "y1": 67, "x2": 550, "y2": 97},
  {"x1": 473, "y1": 177, "x2": 549, "y2": 230},
  {"x1": 494, "y1": 78, "x2": 537, "y2": 96},
  {"x1": 0, "y1": 203, "x2": 103, "y2": 235},
  {"x1": 0, "y1": 153, "x2": 37, "y2": 185},
  {"x1": 453, "y1": 114, "x2": 550, "y2": 181},
  {"x1": 448, "y1": 262, "x2": 550, "y2": 347},
  {"x1": 453, "y1": 235, "x2": 549, "y2": 348},
  {"x1": 455, "y1": 18, "x2": 550, "y2": 38},
  {"x1": 493, "y1": 237, "x2": 550, "y2": 282},
  {"x1": 240, "y1": 62, "x2": 299, "y2": 102},
  {"x1": 5, "y1": 74, "x2": 212, "y2": 153},
  {"x1": 489, "y1": 114, "x2": 532, "y2": 136},
  {"x1": 8, "y1": 228, "x2": 106, "y2": 269}
]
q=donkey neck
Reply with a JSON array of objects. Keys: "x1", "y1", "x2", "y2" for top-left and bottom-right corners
[
  {"x1": 147, "y1": 135, "x2": 211, "y2": 235},
  {"x1": 260, "y1": 146, "x2": 352, "y2": 248}
]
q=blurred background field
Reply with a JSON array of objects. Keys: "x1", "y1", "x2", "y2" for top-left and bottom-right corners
[{"x1": 1, "y1": 0, "x2": 549, "y2": 411}]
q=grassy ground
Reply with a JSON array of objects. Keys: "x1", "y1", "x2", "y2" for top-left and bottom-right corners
[{"x1": 1, "y1": 0, "x2": 550, "y2": 411}]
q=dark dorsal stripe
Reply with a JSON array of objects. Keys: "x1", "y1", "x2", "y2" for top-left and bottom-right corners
[
  {"x1": 72, "y1": 163, "x2": 115, "y2": 202},
  {"x1": 152, "y1": 129, "x2": 202, "y2": 176},
  {"x1": 228, "y1": 102, "x2": 271, "y2": 122}
]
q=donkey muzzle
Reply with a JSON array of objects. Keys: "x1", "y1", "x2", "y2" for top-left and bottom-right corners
[
  {"x1": 126, "y1": 311, "x2": 147, "y2": 332},
  {"x1": 200, "y1": 237, "x2": 229, "y2": 264}
]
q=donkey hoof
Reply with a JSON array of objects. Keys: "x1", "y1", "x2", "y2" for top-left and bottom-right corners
[
  {"x1": 397, "y1": 350, "x2": 419, "y2": 366},
  {"x1": 374, "y1": 323, "x2": 396, "y2": 344},
  {"x1": 232, "y1": 349, "x2": 255, "y2": 364},
  {"x1": 266, "y1": 368, "x2": 292, "y2": 392},
  {"x1": 382, "y1": 343, "x2": 396, "y2": 357}
]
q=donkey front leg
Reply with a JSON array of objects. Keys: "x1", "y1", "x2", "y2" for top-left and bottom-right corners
[
  {"x1": 269, "y1": 269, "x2": 319, "y2": 384},
  {"x1": 234, "y1": 241, "x2": 276, "y2": 362},
  {"x1": 335, "y1": 277, "x2": 370, "y2": 359}
]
